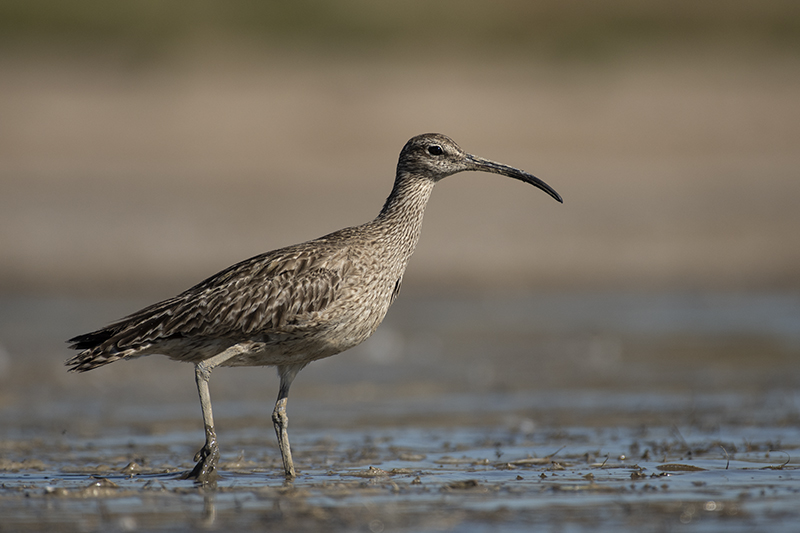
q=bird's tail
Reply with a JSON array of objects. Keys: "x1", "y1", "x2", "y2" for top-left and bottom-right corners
[{"x1": 65, "y1": 327, "x2": 129, "y2": 372}]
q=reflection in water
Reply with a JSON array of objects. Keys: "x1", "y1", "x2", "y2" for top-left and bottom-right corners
[{"x1": 202, "y1": 492, "x2": 215, "y2": 528}]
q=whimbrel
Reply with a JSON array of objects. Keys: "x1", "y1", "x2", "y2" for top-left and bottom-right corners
[{"x1": 66, "y1": 133, "x2": 562, "y2": 483}]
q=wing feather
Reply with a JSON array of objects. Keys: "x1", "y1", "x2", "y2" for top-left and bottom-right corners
[{"x1": 67, "y1": 241, "x2": 352, "y2": 370}]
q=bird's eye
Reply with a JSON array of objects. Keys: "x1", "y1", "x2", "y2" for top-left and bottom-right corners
[{"x1": 427, "y1": 145, "x2": 443, "y2": 156}]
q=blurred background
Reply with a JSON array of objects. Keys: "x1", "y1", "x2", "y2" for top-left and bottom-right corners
[
  {"x1": 2, "y1": 0, "x2": 799, "y2": 295},
  {"x1": 0, "y1": 0, "x2": 799, "y2": 428}
]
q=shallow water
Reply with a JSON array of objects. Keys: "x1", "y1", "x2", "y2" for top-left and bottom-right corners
[{"x1": 0, "y1": 292, "x2": 799, "y2": 531}]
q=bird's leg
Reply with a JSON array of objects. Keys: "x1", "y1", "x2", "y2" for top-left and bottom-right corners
[
  {"x1": 184, "y1": 363, "x2": 220, "y2": 483},
  {"x1": 183, "y1": 345, "x2": 243, "y2": 484},
  {"x1": 272, "y1": 364, "x2": 306, "y2": 479},
  {"x1": 272, "y1": 396, "x2": 293, "y2": 478}
]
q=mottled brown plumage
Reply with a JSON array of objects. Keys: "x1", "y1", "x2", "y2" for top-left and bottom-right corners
[{"x1": 66, "y1": 133, "x2": 562, "y2": 483}]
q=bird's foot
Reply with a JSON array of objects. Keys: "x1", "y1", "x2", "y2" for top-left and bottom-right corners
[{"x1": 182, "y1": 442, "x2": 220, "y2": 484}]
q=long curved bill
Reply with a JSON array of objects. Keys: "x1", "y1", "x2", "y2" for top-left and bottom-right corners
[{"x1": 466, "y1": 154, "x2": 563, "y2": 203}]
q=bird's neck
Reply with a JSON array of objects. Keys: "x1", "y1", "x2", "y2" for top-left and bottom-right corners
[{"x1": 372, "y1": 173, "x2": 436, "y2": 258}]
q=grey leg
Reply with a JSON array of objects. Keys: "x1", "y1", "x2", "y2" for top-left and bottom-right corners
[
  {"x1": 272, "y1": 364, "x2": 306, "y2": 479},
  {"x1": 183, "y1": 345, "x2": 243, "y2": 483}
]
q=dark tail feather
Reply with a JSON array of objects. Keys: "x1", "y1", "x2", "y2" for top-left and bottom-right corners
[
  {"x1": 67, "y1": 328, "x2": 117, "y2": 351},
  {"x1": 66, "y1": 326, "x2": 125, "y2": 372}
]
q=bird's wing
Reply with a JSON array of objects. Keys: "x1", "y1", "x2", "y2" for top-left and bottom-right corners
[
  {"x1": 69, "y1": 242, "x2": 352, "y2": 355},
  {"x1": 162, "y1": 250, "x2": 349, "y2": 337}
]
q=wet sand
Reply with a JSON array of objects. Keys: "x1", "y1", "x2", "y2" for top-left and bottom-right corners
[
  {"x1": 0, "y1": 293, "x2": 798, "y2": 531},
  {"x1": 2, "y1": 422, "x2": 799, "y2": 532}
]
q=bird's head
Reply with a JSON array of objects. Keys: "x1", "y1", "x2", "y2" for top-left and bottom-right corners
[{"x1": 396, "y1": 133, "x2": 562, "y2": 203}]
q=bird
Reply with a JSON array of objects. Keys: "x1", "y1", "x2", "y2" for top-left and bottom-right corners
[{"x1": 66, "y1": 133, "x2": 562, "y2": 483}]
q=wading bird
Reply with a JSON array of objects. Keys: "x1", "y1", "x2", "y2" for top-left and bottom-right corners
[{"x1": 67, "y1": 133, "x2": 562, "y2": 483}]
